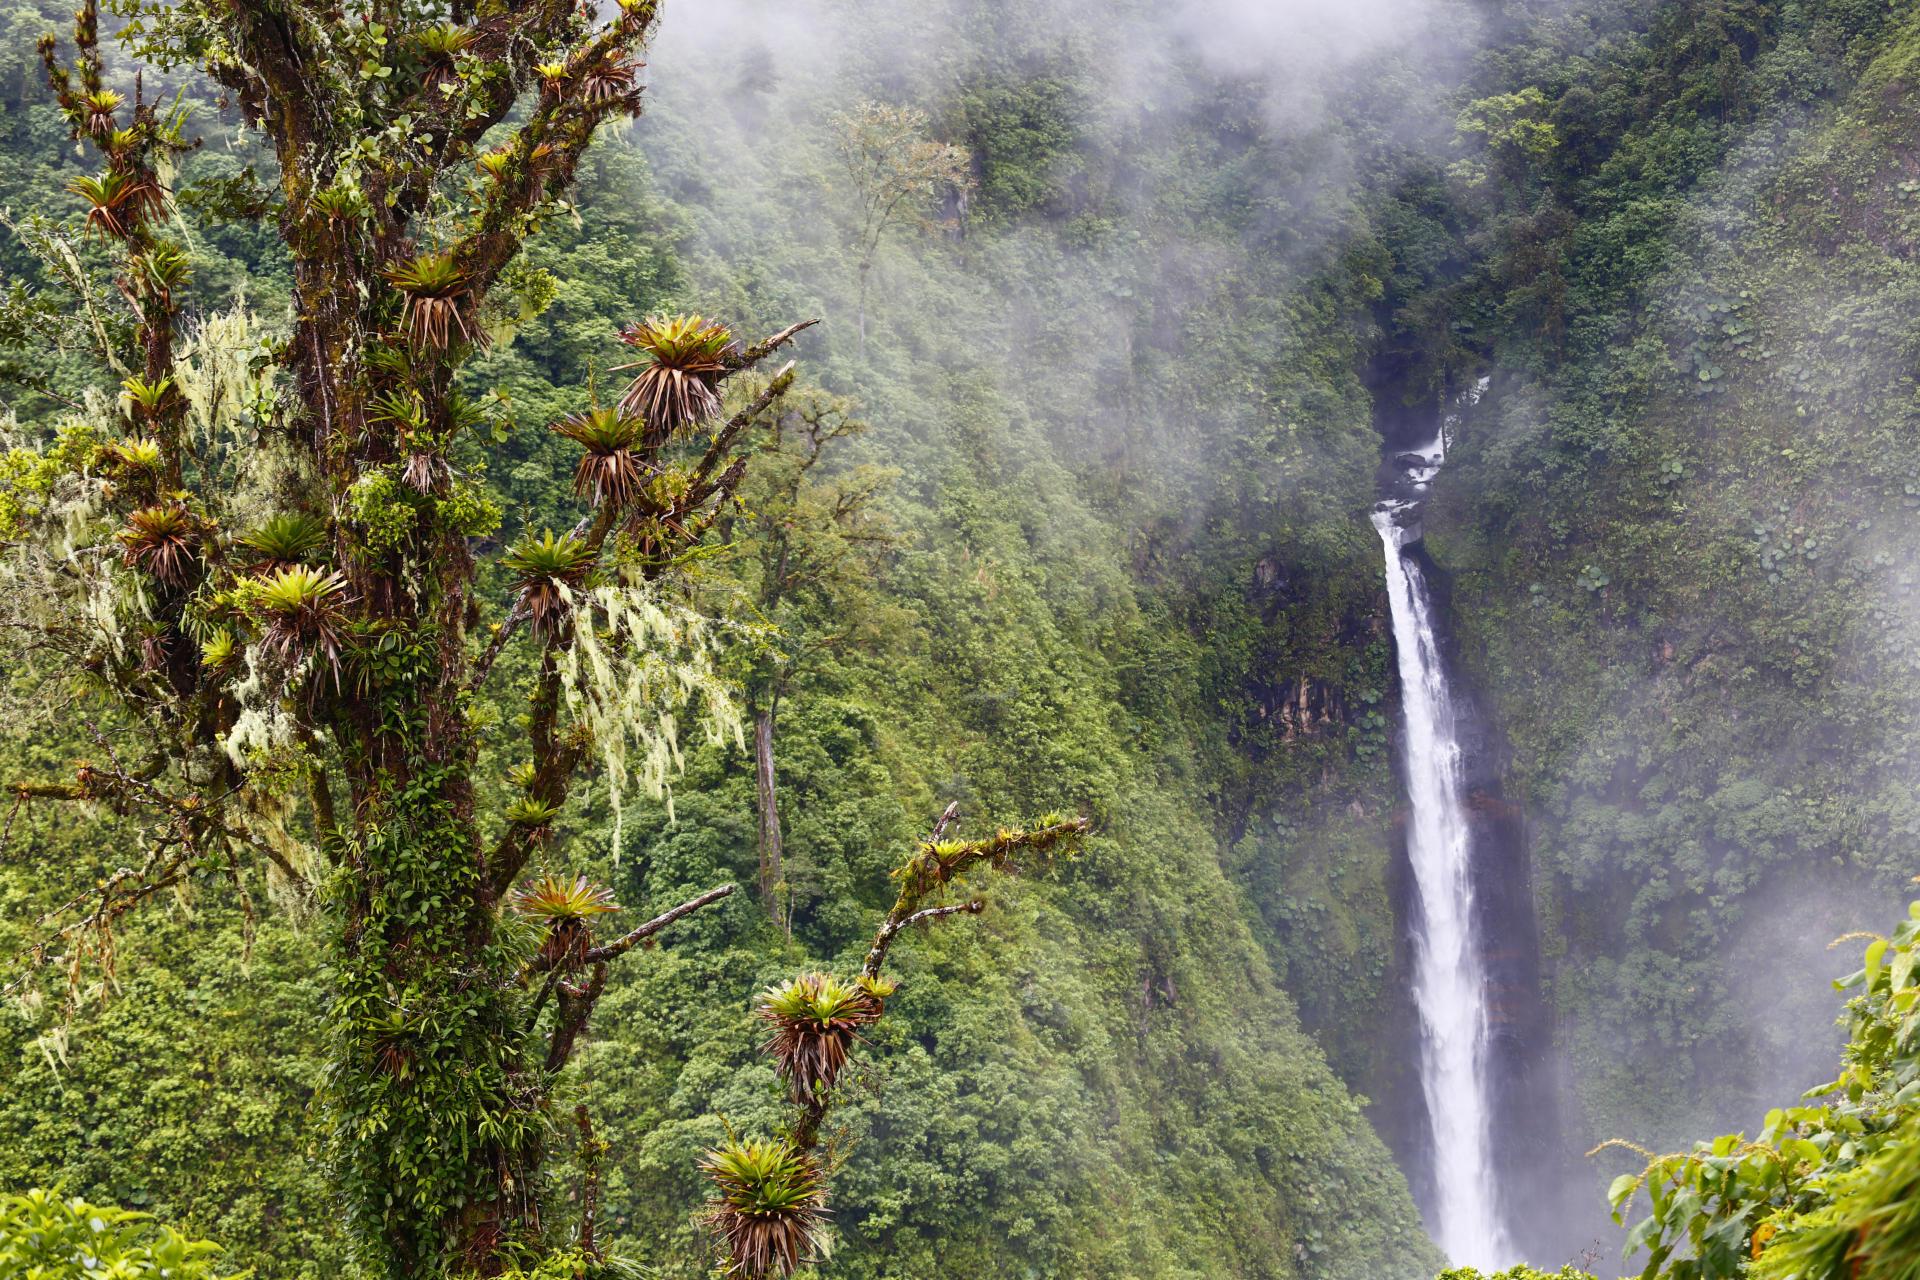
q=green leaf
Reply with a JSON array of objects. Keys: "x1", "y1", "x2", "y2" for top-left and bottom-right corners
[
  {"x1": 1893, "y1": 947, "x2": 1916, "y2": 992},
  {"x1": 1866, "y1": 937, "x2": 1889, "y2": 986}
]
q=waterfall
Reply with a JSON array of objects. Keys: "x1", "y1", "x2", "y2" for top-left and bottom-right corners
[{"x1": 1373, "y1": 424, "x2": 1515, "y2": 1268}]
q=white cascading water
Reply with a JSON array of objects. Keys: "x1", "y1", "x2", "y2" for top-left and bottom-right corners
[{"x1": 1373, "y1": 421, "x2": 1515, "y2": 1268}]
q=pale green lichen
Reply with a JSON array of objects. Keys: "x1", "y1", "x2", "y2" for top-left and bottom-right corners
[{"x1": 553, "y1": 578, "x2": 744, "y2": 854}]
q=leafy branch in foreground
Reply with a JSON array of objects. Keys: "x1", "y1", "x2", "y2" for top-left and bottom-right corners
[
  {"x1": 1594, "y1": 901, "x2": 1920, "y2": 1280},
  {"x1": 0, "y1": 1188, "x2": 249, "y2": 1280}
]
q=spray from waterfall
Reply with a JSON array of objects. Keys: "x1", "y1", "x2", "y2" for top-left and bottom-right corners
[{"x1": 1373, "y1": 402, "x2": 1515, "y2": 1268}]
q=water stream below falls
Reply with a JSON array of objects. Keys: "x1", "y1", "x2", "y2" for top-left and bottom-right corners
[{"x1": 1373, "y1": 409, "x2": 1516, "y2": 1268}]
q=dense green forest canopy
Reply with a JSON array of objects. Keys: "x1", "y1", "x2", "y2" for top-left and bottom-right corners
[{"x1": 5, "y1": 0, "x2": 1920, "y2": 1276}]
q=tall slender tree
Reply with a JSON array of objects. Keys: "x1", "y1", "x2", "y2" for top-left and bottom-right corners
[
  {"x1": 0, "y1": 4, "x2": 1084, "y2": 1276},
  {"x1": 832, "y1": 100, "x2": 972, "y2": 357},
  {"x1": 730, "y1": 386, "x2": 894, "y2": 923}
]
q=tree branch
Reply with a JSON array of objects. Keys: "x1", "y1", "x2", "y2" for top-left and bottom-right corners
[
  {"x1": 9, "y1": 781, "x2": 92, "y2": 801},
  {"x1": 450, "y1": 15, "x2": 658, "y2": 299},
  {"x1": 860, "y1": 805, "x2": 1086, "y2": 980},
  {"x1": 578, "y1": 883, "x2": 735, "y2": 965},
  {"x1": 722, "y1": 319, "x2": 820, "y2": 378},
  {"x1": 544, "y1": 960, "x2": 607, "y2": 1071},
  {"x1": 862, "y1": 900, "x2": 984, "y2": 978},
  {"x1": 903, "y1": 901, "x2": 984, "y2": 930},
  {"x1": 483, "y1": 361, "x2": 804, "y2": 889},
  {"x1": 686, "y1": 363, "x2": 796, "y2": 503},
  {"x1": 466, "y1": 601, "x2": 531, "y2": 694}
]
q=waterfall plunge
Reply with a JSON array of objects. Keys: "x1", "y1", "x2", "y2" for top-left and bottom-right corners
[{"x1": 1373, "y1": 466, "x2": 1515, "y2": 1268}]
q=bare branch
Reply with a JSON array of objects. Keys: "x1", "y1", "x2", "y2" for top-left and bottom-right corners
[
  {"x1": 467, "y1": 600, "x2": 531, "y2": 694},
  {"x1": 579, "y1": 883, "x2": 736, "y2": 965},
  {"x1": 900, "y1": 900, "x2": 983, "y2": 929},
  {"x1": 688, "y1": 363, "x2": 797, "y2": 500},
  {"x1": 722, "y1": 319, "x2": 820, "y2": 378},
  {"x1": 861, "y1": 900, "x2": 985, "y2": 976}
]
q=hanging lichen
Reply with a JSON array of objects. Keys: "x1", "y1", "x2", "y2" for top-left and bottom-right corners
[{"x1": 553, "y1": 578, "x2": 744, "y2": 849}]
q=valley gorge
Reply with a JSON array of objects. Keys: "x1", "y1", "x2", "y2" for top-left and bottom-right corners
[{"x1": 5, "y1": 0, "x2": 1920, "y2": 1277}]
